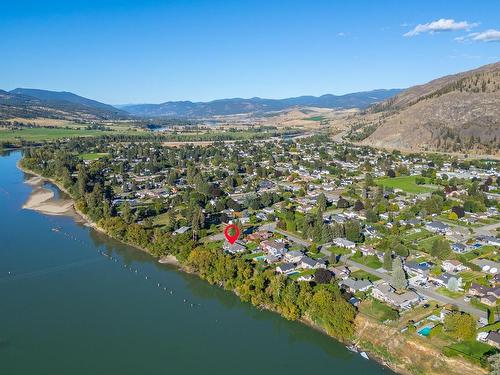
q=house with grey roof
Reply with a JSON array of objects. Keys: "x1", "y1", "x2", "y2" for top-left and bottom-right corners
[
  {"x1": 425, "y1": 221, "x2": 449, "y2": 234},
  {"x1": 371, "y1": 282, "x2": 420, "y2": 310},
  {"x1": 339, "y1": 278, "x2": 373, "y2": 293},
  {"x1": 283, "y1": 250, "x2": 304, "y2": 263},
  {"x1": 332, "y1": 237, "x2": 356, "y2": 249},
  {"x1": 223, "y1": 240, "x2": 247, "y2": 254},
  {"x1": 276, "y1": 263, "x2": 297, "y2": 275},
  {"x1": 299, "y1": 257, "x2": 326, "y2": 270}
]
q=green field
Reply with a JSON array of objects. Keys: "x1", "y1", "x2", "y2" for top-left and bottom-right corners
[
  {"x1": 79, "y1": 152, "x2": 109, "y2": 160},
  {"x1": 302, "y1": 116, "x2": 325, "y2": 122},
  {"x1": 435, "y1": 287, "x2": 463, "y2": 299},
  {"x1": 0, "y1": 127, "x2": 115, "y2": 142},
  {"x1": 350, "y1": 269, "x2": 381, "y2": 282},
  {"x1": 375, "y1": 176, "x2": 434, "y2": 194},
  {"x1": 417, "y1": 235, "x2": 443, "y2": 253},
  {"x1": 351, "y1": 254, "x2": 383, "y2": 269},
  {"x1": 446, "y1": 340, "x2": 495, "y2": 360},
  {"x1": 359, "y1": 299, "x2": 399, "y2": 322}
]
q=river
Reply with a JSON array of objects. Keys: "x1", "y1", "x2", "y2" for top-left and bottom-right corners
[{"x1": 0, "y1": 150, "x2": 392, "y2": 375}]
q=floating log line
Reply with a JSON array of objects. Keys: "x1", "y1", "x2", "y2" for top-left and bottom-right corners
[{"x1": 15, "y1": 218, "x2": 203, "y2": 310}]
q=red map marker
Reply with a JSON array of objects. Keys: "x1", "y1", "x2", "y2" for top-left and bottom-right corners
[{"x1": 224, "y1": 224, "x2": 240, "y2": 244}]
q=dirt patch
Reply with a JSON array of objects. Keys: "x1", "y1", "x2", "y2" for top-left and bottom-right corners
[{"x1": 355, "y1": 315, "x2": 487, "y2": 375}]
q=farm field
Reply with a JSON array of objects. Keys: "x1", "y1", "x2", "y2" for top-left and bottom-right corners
[{"x1": 0, "y1": 127, "x2": 114, "y2": 142}]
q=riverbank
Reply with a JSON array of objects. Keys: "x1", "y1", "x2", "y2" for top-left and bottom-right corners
[
  {"x1": 17, "y1": 161, "x2": 181, "y2": 266},
  {"x1": 16, "y1": 162, "x2": 488, "y2": 375},
  {"x1": 22, "y1": 177, "x2": 74, "y2": 215}
]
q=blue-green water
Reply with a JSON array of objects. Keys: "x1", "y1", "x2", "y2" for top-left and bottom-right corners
[
  {"x1": 418, "y1": 326, "x2": 432, "y2": 337},
  {"x1": 0, "y1": 150, "x2": 392, "y2": 375}
]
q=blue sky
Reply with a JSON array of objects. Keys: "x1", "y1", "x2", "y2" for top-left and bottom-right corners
[{"x1": 1, "y1": 0, "x2": 499, "y2": 104}]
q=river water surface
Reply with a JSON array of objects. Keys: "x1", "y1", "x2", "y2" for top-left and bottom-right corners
[{"x1": 0, "y1": 150, "x2": 392, "y2": 375}]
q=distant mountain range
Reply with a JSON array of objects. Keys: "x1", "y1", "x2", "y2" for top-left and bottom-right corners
[
  {"x1": 361, "y1": 61, "x2": 500, "y2": 153},
  {"x1": 0, "y1": 88, "x2": 402, "y2": 121},
  {"x1": 120, "y1": 89, "x2": 402, "y2": 118},
  {"x1": 0, "y1": 88, "x2": 129, "y2": 120}
]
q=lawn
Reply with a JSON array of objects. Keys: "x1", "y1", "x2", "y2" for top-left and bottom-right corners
[
  {"x1": 359, "y1": 299, "x2": 399, "y2": 322},
  {"x1": 417, "y1": 235, "x2": 444, "y2": 253},
  {"x1": 152, "y1": 212, "x2": 171, "y2": 226},
  {"x1": 79, "y1": 152, "x2": 109, "y2": 160},
  {"x1": 242, "y1": 251, "x2": 264, "y2": 260},
  {"x1": 350, "y1": 269, "x2": 381, "y2": 282},
  {"x1": 375, "y1": 176, "x2": 434, "y2": 194},
  {"x1": 459, "y1": 271, "x2": 488, "y2": 288},
  {"x1": 289, "y1": 269, "x2": 316, "y2": 280},
  {"x1": 351, "y1": 254, "x2": 383, "y2": 269},
  {"x1": 435, "y1": 287, "x2": 463, "y2": 299},
  {"x1": 402, "y1": 229, "x2": 432, "y2": 243},
  {"x1": 446, "y1": 340, "x2": 496, "y2": 361}
]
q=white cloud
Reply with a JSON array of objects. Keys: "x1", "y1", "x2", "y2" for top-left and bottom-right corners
[
  {"x1": 455, "y1": 29, "x2": 500, "y2": 43},
  {"x1": 337, "y1": 32, "x2": 345, "y2": 37},
  {"x1": 404, "y1": 18, "x2": 478, "y2": 37},
  {"x1": 469, "y1": 29, "x2": 500, "y2": 42}
]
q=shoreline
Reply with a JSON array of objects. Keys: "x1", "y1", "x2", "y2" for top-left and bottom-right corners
[
  {"x1": 17, "y1": 161, "x2": 181, "y2": 266},
  {"x1": 15, "y1": 161, "x2": 487, "y2": 375}
]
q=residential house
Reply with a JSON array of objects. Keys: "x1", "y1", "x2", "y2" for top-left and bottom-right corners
[
  {"x1": 276, "y1": 263, "x2": 297, "y2": 275},
  {"x1": 469, "y1": 283, "x2": 489, "y2": 296},
  {"x1": 425, "y1": 221, "x2": 449, "y2": 234},
  {"x1": 339, "y1": 278, "x2": 373, "y2": 293},
  {"x1": 264, "y1": 254, "x2": 280, "y2": 264},
  {"x1": 246, "y1": 231, "x2": 272, "y2": 241},
  {"x1": 332, "y1": 238, "x2": 356, "y2": 249},
  {"x1": 451, "y1": 242, "x2": 468, "y2": 254},
  {"x1": 223, "y1": 240, "x2": 247, "y2": 254},
  {"x1": 481, "y1": 295, "x2": 497, "y2": 307},
  {"x1": 173, "y1": 226, "x2": 191, "y2": 235},
  {"x1": 442, "y1": 260, "x2": 468, "y2": 273},
  {"x1": 261, "y1": 240, "x2": 287, "y2": 257},
  {"x1": 430, "y1": 273, "x2": 462, "y2": 290},
  {"x1": 472, "y1": 259, "x2": 500, "y2": 274},
  {"x1": 486, "y1": 332, "x2": 500, "y2": 349},
  {"x1": 404, "y1": 261, "x2": 433, "y2": 278},
  {"x1": 283, "y1": 250, "x2": 304, "y2": 263},
  {"x1": 371, "y1": 282, "x2": 420, "y2": 310},
  {"x1": 299, "y1": 257, "x2": 326, "y2": 270},
  {"x1": 330, "y1": 265, "x2": 350, "y2": 280},
  {"x1": 297, "y1": 274, "x2": 314, "y2": 282},
  {"x1": 359, "y1": 245, "x2": 376, "y2": 257}
]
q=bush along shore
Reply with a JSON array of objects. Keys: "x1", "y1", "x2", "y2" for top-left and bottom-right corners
[{"x1": 18, "y1": 146, "x2": 488, "y2": 375}]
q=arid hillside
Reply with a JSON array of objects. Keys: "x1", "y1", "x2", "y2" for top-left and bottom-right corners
[{"x1": 359, "y1": 62, "x2": 500, "y2": 154}]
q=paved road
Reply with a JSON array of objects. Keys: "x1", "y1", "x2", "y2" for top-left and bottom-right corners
[
  {"x1": 259, "y1": 222, "x2": 312, "y2": 247},
  {"x1": 263, "y1": 223, "x2": 489, "y2": 319},
  {"x1": 474, "y1": 222, "x2": 500, "y2": 236},
  {"x1": 331, "y1": 253, "x2": 488, "y2": 319}
]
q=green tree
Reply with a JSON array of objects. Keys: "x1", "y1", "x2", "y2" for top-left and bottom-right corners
[
  {"x1": 430, "y1": 238, "x2": 451, "y2": 259},
  {"x1": 308, "y1": 286, "x2": 356, "y2": 340},
  {"x1": 391, "y1": 257, "x2": 408, "y2": 290},
  {"x1": 444, "y1": 312, "x2": 476, "y2": 341},
  {"x1": 345, "y1": 220, "x2": 362, "y2": 243},
  {"x1": 383, "y1": 249, "x2": 392, "y2": 271},
  {"x1": 317, "y1": 193, "x2": 327, "y2": 211}
]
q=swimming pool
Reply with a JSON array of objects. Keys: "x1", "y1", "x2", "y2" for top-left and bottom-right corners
[{"x1": 418, "y1": 326, "x2": 432, "y2": 336}]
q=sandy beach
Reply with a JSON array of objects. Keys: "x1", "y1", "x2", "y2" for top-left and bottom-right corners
[
  {"x1": 158, "y1": 254, "x2": 180, "y2": 266},
  {"x1": 22, "y1": 176, "x2": 74, "y2": 216}
]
